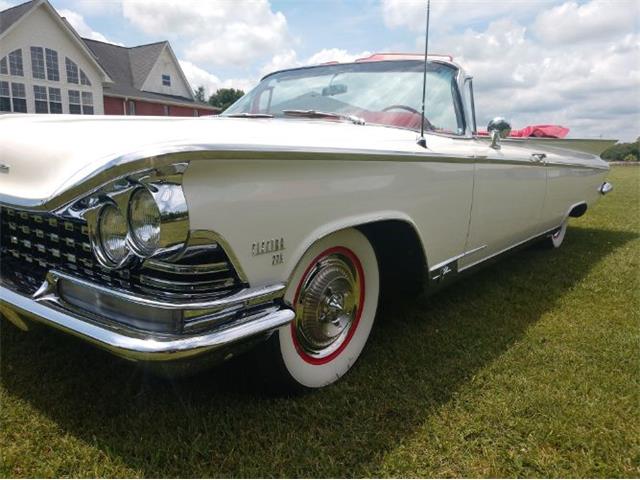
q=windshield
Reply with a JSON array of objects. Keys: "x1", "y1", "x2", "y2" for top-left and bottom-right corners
[{"x1": 223, "y1": 60, "x2": 465, "y2": 134}]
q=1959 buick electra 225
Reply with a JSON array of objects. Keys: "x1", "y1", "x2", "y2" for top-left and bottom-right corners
[{"x1": 0, "y1": 54, "x2": 615, "y2": 389}]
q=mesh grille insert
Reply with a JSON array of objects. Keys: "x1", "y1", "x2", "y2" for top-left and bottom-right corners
[{"x1": 0, "y1": 207, "x2": 243, "y2": 299}]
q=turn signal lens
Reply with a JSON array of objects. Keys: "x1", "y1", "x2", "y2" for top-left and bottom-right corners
[
  {"x1": 129, "y1": 188, "x2": 161, "y2": 255},
  {"x1": 98, "y1": 205, "x2": 128, "y2": 264}
]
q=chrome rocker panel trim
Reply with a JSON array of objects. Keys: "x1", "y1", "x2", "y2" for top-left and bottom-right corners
[{"x1": 0, "y1": 277, "x2": 294, "y2": 362}]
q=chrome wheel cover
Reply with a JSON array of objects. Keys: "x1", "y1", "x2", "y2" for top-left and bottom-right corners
[{"x1": 294, "y1": 252, "x2": 362, "y2": 359}]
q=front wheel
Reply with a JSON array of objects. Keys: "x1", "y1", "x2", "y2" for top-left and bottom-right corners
[{"x1": 262, "y1": 228, "x2": 380, "y2": 390}]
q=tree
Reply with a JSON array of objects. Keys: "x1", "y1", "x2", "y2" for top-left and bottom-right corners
[
  {"x1": 193, "y1": 86, "x2": 206, "y2": 103},
  {"x1": 208, "y1": 88, "x2": 245, "y2": 112},
  {"x1": 601, "y1": 137, "x2": 640, "y2": 162}
]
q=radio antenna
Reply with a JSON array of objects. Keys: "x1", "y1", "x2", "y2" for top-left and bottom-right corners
[{"x1": 417, "y1": 0, "x2": 431, "y2": 148}]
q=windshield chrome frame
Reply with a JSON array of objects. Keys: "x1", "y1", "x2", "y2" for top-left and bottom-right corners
[{"x1": 225, "y1": 59, "x2": 469, "y2": 138}]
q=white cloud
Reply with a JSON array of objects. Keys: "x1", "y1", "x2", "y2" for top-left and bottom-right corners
[
  {"x1": 386, "y1": 0, "x2": 640, "y2": 141},
  {"x1": 306, "y1": 48, "x2": 371, "y2": 65},
  {"x1": 259, "y1": 48, "x2": 372, "y2": 78},
  {"x1": 58, "y1": 9, "x2": 119, "y2": 44},
  {"x1": 179, "y1": 60, "x2": 256, "y2": 97},
  {"x1": 381, "y1": 0, "x2": 558, "y2": 33},
  {"x1": 533, "y1": 1, "x2": 637, "y2": 45},
  {"x1": 122, "y1": 0, "x2": 290, "y2": 68}
]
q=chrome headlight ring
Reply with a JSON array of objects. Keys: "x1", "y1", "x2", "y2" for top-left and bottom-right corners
[
  {"x1": 127, "y1": 181, "x2": 189, "y2": 259},
  {"x1": 73, "y1": 164, "x2": 190, "y2": 270}
]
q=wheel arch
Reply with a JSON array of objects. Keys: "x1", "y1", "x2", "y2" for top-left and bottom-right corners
[{"x1": 283, "y1": 212, "x2": 428, "y2": 299}]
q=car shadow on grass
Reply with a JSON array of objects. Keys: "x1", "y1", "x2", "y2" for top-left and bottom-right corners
[{"x1": 1, "y1": 226, "x2": 637, "y2": 477}]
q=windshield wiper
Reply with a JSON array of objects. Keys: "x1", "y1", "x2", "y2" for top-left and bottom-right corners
[
  {"x1": 225, "y1": 113, "x2": 273, "y2": 118},
  {"x1": 281, "y1": 109, "x2": 365, "y2": 125}
]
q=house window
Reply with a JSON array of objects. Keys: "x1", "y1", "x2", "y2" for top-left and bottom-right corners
[
  {"x1": 30, "y1": 47, "x2": 45, "y2": 79},
  {"x1": 81, "y1": 91, "x2": 93, "y2": 114},
  {"x1": 0, "y1": 57, "x2": 8, "y2": 75},
  {"x1": 45, "y1": 48, "x2": 59, "y2": 81},
  {"x1": 11, "y1": 82, "x2": 27, "y2": 112},
  {"x1": 0, "y1": 81, "x2": 10, "y2": 111},
  {"x1": 162, "y1": 74, "x2": 171, "y2": 86},
  {"x1": 9, "y1": 50, "x2": 23, "y2": 76},
  {"x1": 128, "y1": 100, "x2": 136, "y2": 115},
  {"x1": 80, "y1": 70, "x2": 91, "y2": 86},
  {"x1": 68, "y1": 89, "x2": 81, "y2": 114},
  {"x1": 34, "y1": 85, "x2": 48, "y2": 113},
  {"x1": 65, "y1": 58, "x2": 79, "y2": 84},
  {"x1": 163, "y1": 105, "x2": 169, "y2": 115},
  {"x1": 49, "y1": 87, "x2": 62, "y2": 113}
]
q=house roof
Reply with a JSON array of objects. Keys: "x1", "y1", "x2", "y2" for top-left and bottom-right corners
[
  {"x1": 83, "y1": 38, "x2": 213, "y2": 109},
  {"x1": 0, "y1": 0, "x2": 36, "y2": 36}
]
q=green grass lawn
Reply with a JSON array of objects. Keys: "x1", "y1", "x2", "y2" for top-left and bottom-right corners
[{"x1": 1, "y1": 166, "x2": 638, "y2": 478}]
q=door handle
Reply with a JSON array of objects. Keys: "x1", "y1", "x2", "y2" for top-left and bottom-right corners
[{"x1": 531, "y1": 153, "x2": 547, "y2": 163}]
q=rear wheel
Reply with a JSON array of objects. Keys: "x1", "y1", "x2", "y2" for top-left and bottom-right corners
[{"x1": 262, "y1": 228, "x2": 379, "y2": 390}]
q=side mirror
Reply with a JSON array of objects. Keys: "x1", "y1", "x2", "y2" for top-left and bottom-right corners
[{"x1": 487, "y1": 117, "x2": 511, "y2": 149}]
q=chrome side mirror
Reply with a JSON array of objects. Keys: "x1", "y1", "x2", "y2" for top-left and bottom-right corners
[{"x1": 487, "y1": 117, "x2": 512, "y2": 150}]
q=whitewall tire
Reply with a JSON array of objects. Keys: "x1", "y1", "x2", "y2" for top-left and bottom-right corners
[{"x1": 268, "y1": 228, "x2": 380, "y2": 390}]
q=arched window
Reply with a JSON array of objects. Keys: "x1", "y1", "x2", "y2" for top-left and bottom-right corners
[
  {"x1": 65, "y1": 57, "x2": 91, "y2": 86},
  {"x1": 0, "y1": 56, "x2": 8, "y2": 75},
  {"x1": 80, "y1": 69, "x2": 91, "y2": 86},
  {"x1": 8, "y1": 49, "x2": 23, "y2": 76},
  {"x1": 65, "y1": 57, "x2": 79, "y2": 84},
  {"x1": 30, "y1": 47, "x2": 45, "y2": 79},
  {"x1": 44, "y1": 48, "x2": 59, "y2": 81}
]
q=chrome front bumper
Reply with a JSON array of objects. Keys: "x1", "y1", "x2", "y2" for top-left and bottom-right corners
[{"x1": 0, "y1": 272, "x2": 294, "y2": 363}]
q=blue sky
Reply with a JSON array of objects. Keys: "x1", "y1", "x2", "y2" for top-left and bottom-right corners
[{"x1": 2, "y1": 0, "x2": 639, "y2": 140}]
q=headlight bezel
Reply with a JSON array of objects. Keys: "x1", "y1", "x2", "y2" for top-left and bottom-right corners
[
  {"x1": 127, "y1": 181, "x2": 190, "y2": 260},
  {"x1": 80, "y1": 166, "x2": 190, "y2": 270}
]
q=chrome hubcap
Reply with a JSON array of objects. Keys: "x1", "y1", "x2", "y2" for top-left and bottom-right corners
[{"x1": 294, "y1": 253, "x2": 361, "y2": 358}]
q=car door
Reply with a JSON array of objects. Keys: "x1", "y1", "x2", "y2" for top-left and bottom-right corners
[{"x1": 460, "y1": 140, "x2": 547, "y2": 269}]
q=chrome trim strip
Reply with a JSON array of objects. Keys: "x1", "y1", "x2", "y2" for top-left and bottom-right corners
[
  {"x1": 137, "y1": 274, "x2": 236, "y2": 291},
  {"x1": 0, "y1": 145, "x2": 608, "y2": 211},
  {"x1": 144, "y1": 259, "x2": 231, "y2": 275},
  {"x1": 459, "y1": 226, "x2": 560, "y2": 273},
  {"x1": 429, "y1": 244, "x2": 487, "y2": 272},
  {"x1": 1, "y1": 283, "x2": 294, "y2": 362},
  {"x1": 40, "y1": 270, "x2": 285, "y2": 311}
]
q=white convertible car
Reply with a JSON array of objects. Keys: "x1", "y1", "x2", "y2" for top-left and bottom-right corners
[{"x1": 0, "y1": 54, "x2": 614, "y2": 389}]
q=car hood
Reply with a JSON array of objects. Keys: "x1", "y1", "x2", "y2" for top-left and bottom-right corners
[{"x1": 0, "y1": 114, "x2": 416, "y2": 209}]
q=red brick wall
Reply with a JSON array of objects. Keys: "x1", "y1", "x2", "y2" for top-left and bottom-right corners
[
  {"x1": 103, "y1": 96, "x2": 218, "y2": 117},
  {"x1": 134, "y1": 100, "x2": 166, "y2": 116},
  {"x1": 169, "y1": 105, "x2": 197, "y2": 117},
  {"x1": 104, "y1": 96, "x2": 125, "y2": 115}
]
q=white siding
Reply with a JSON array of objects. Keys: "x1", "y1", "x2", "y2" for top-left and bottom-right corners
[
  {"x1": 140, "y1": 47, "x2": 191, "y2": 99},
  {"x1": 0, "y1": 4, "x2": 104, "y2": 114}
]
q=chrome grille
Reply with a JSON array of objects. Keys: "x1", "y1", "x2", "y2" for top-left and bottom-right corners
[{"x1": 0, "y1": 207, "x2": 243, "y2": 298}]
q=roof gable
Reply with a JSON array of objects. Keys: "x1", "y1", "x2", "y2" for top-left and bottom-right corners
[
  {"x1": 129, "y1": 41, "x2": 166, "y2": 89},
  {"x1": 0, "y1": 0, "x2": 112, "y2": 83},
  {"x1": 83, "y1": 38, "x2": 203, "y2": 107}
]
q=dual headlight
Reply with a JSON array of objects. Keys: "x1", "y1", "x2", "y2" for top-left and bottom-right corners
[{"x1": 95, "y1": 183, "x2": 188, "y2": 268}]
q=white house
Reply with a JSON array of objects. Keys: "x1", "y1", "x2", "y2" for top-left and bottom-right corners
[{"x1": 0, "y1": 0, "x2": 218, "y2": 116}]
